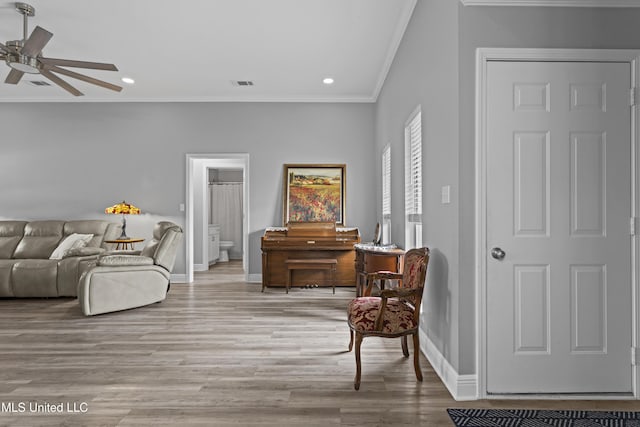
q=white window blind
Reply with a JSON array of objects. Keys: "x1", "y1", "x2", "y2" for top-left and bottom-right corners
[
  {"x1": 382, "y1": 145, "x2": 391, "y2": 217},
  {"x1": 404, "y1": 106, "x2": 422, "y2": 249},
  {"x1": 405, "y1": 109, "x2": 422, "y2": 216},
  {"x1": 381, "y1": 144, "x2": 391, "y2": 244}
]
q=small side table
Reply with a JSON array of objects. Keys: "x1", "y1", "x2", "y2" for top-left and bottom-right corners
[{"x1": 105, "y1": 238, "x2": 144, "y2": 251}]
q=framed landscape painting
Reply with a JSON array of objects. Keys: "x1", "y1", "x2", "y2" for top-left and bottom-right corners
[{"x1": 283, "y1": 164, "x2": 346, "y2": 226}]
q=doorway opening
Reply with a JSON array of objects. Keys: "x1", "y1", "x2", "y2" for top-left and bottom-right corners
[
  {"x1": 206, "y1": 167, "x2": 244, "y2": 268},
  {"x1": 185, "y1": 153, "x2": 249, "y2": 283}
]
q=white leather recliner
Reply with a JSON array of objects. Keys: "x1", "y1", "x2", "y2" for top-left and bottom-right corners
[{"x1": 78, "y1": 221, "x2": 183, "y2": 316}]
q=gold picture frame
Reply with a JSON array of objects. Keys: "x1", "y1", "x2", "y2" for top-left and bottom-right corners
[{"x1": 283, "y1": 164, "x2": 346, "y2": 226}]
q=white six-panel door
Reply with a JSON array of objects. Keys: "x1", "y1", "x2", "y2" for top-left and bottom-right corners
[{"x1": 486, "y1": 61, "x2": 632, "y2": 393}]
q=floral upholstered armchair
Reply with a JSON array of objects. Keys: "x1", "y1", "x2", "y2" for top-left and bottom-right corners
[{"x1": 346, "y1": 247, "x2": 430, "y2": 390}]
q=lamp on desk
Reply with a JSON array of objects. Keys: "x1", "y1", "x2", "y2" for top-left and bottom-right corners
[{"x1": 105, "y1": 200, "x2": 141, "y2": 239}]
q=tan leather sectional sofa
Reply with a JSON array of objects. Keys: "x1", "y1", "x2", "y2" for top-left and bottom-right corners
[{"x1": 0, "y1": 220, "x2": 120, "y2": 297}]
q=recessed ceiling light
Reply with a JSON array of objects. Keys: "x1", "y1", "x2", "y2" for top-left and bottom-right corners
[
  {"x1": 121, "y1": 77, "x2": 135, "y2": 84},
  {"x1": 322, "y1": 77, "x2": 334, "y2": 85}
]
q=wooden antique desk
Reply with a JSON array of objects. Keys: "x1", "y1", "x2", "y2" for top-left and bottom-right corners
[
  {"x1": 354, "y1": 243, "x2": 404, "y2": 296},
  {"x1": 105, "y1": 238, "x2": 144, "y2": 251}
]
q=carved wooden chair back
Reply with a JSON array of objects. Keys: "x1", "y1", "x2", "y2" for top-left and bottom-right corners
[{"x1": 346, "y1": 247, "x2": 430, "y2": 390}]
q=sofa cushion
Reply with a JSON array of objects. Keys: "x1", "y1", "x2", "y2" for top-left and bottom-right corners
[
  {"x1": 347, "y1": 297, "x2": 417, "y2": 335},
  {"x1": 0, "y1": 260, "x2": 16, "y2": 296},
  {"x1": 0, "y1": 221, "x2": 27, "y2": 259},
  {"x1": 13, "y1": 221, "x2": 65, "y2": 259},
  {"x1": 11, "y1": 259, "x2": 58, "y2": 297},
  {"x1": 64, "y1": 220, "x2": 112, "y2": 248}
]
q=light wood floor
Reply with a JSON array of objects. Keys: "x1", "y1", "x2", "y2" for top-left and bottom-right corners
[{"x1": 0, "y1": 260, "x2": 638, "y2": 426}]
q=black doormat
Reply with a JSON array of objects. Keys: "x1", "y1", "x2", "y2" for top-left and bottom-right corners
[{"x1": 447, "y1": 408, "x2": 640, "y2": 426}]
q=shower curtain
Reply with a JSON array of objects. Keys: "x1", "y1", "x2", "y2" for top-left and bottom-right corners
[{"x1": 209, "y1": 183, "x2": 243, "y2": 258}]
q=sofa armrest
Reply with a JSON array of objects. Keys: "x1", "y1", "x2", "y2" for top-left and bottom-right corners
[
  {"x1": 104, "y1": 250, "x2": 142, "y2": 256},
  {"x1": 97, "y1": 254, "x2": 154, "y2": 267},
  {"x1": 62, "y1": 247, "x2": 105, "y2": 258}
]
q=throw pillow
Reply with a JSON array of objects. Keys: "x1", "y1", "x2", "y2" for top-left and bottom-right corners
[{"x1": 49, "y1": 233, "x2": 93, "y2": 260}]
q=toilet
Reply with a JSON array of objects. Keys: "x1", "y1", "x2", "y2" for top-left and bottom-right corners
[{"x1": 219, "y1": 241, "x2": 234, "y2": 262}]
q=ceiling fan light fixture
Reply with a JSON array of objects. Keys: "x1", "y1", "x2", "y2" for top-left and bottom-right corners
[
  {"x1": 2, "y1": 2, "x2": 120, "y2": 96},
  {"x1": 6, "y1": 53, "x2": 39, "y2": 73},
  {"x1": 121, "y1": 77, "x2": 135, "y2": 84}
]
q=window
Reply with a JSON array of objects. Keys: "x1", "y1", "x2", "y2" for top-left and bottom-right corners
[
  {"x1": 381, "y1": 144, "x2": 391, "y2": 244},
  {"x1": 404, "y1": 106, "x2": 422, "y2": 249}
]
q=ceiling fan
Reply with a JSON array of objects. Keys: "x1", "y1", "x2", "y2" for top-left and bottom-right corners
[{"x1": 0, "y1": 2, "x2": 122, "y2": 96}]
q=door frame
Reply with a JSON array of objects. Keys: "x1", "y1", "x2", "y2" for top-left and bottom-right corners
[
  {"x1": 185, "y1": 153, "x2": 250, "y2": 283},
  {"x1": 475, "y1": 48, "x2": 640, "y2": 399}
]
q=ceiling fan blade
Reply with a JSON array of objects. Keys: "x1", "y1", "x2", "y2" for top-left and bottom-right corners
[
  {"x1": 40, "y1": 69, "x2": 83, "y2": 96},
  {"x1": 21, "y1": 26, "x2": 53, "y2": 57},
  {"x1": 5, "y1": 69, "x2": 24, "y2": 84},
  {"x1": 0, "y1": 42, "x2": 7, "y2": 53},
  {"x1": 47, "y1": 65, "x2": 122, "y2": 92},
  {"x1": 39, "y1": 57, "x2": 118, "y2": 71}
]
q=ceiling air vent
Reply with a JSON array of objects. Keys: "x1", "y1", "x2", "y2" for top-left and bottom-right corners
[
  {"x1": 28, "y1": 81, "x2": 51, "y2": 86},
  {"x1": 231, "y1": 80, "x2": 254, "y2": 87}
]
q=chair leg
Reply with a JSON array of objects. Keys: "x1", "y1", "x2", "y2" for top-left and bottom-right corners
[
  {"x1": 354, "y1": 332, "x2": 363, "y2": 390},
  {"x1": 401, "y1": 335, "x2": 409, "y2": 357},
  {"x1": 412, "y1": 332, "x2": 423, "y2": 381},
  {"x1": 348, "y1": 329, "x2": 354, "y2": 352}
]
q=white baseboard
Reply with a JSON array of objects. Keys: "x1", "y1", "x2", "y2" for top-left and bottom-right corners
[
  {"x1": 171, "y1": 274, "x2": 188, "y2": 283},
  {"x1": 172, "y1": 273, "x2": 258, "y2": 283},
  {"x1": 193, "y1": 264, "x2": 208, "y2": 272},
  {"x1": 420, "y1": 329, "x2": 477, "y2": 401},
  {"x1": 247, "y1": 273, "x2": 262, "y2": 283}
]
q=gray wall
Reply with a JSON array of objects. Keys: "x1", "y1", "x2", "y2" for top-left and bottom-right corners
[
  {"x1": 375, "y1": 0, "x2": 461, "y2": 371},
  {"x1": 0, "y1": 102, "x2": 376, "y2": 278},
  {"x1": 457, "y1": 4, "x2": 640, "y2": 375},
  {"x1": 376, "y1": 1, "x2": 640, "y2": 379}
]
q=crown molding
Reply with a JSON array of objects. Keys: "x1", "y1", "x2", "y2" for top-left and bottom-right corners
[
  {"x1": 371, "y1": 0, "x2": 417, "y2": 101},
  {"x1": 460, "y1": 0, "x2": 640, "y2": 6},
  {"x1": 0, "y1": 96, "x2": 377, "y2": 103}
]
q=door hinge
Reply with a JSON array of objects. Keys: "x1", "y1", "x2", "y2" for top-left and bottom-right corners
[
  {"x1": 632, "y1": 347, "x2": 640, "y2": 366},
  {"x1": 631, "y1": 88, "x2": 638, "y2": 107},
  {"x1": 631, "y1": 217, "x2": 638, "y2": 236}
]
